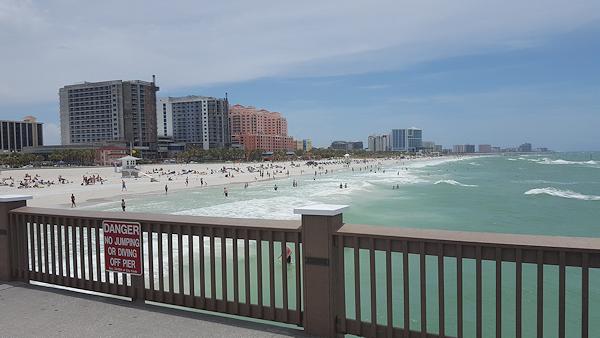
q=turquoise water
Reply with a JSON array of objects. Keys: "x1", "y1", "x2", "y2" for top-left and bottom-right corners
[
  {"x1": 86, "y1": 153, "x2": 599, "y2": 238},
  {"x1": 83, "y1": 152, "x2": 600, "y2": 336}
]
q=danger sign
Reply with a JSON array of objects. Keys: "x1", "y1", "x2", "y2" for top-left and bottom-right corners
[{"x1": 103, "y1": 221, "x2": 142, "y2": 275}]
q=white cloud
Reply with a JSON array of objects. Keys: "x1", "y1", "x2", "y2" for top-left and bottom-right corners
[{"x1": 0, "y1": 0, "x2": 598, "y2": 104}]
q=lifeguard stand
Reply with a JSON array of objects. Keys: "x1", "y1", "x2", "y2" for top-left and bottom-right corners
[{"x1": 119, "y1": 155, "x2": 140, "y2": 178}]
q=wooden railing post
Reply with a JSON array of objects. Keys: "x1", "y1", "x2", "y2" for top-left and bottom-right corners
[
  {"x1": 294, "y1": 204, "x2": 349, "y2": 338},
  {"x1": 0, "y1": 194, "x2": 32, "y2": 282}
]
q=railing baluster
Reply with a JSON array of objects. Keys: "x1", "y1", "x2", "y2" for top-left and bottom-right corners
[
  {"x1": 233, "y1": 228, "x2": 239, "y2": 315},
  {"x1": 354, "y1": 236, "x2": 362, "y2": 336},
  {"x1": 86, "y1": 219, "x2": 93, "y2": 290},
  {"x1": 268, "y1": 231, "x2": 275, "y2": 320},
  {"x1": 42, "y1": 216, "x2": 49, "y2": 283},
  {"x1": 420, "y1": 241, "x2": 427, "y2": 337},
  {"x1": 403, "y1": 240, "x2": 409, "y2": 338},
  {"x1": 94, "y1": 220, "x2": 101, "y2": 289},
  {"x1": 294, "y1": 231, "x2": 302, "y2": 326},
  {"x1": 476, "y1": 246, "x2": 482, "y2": 338},
  {"x1": 178, "y1": 225, "x2": 184, "y2": 305},
  {"x1": 257, "y1": 230, "x2": 263, "y2": 318},
  {"x1": 209, "y1": 226, "x2": 216, "y2": 310},
  {"x1": 558, "y1": 251, "x2": 565, "y2": 338},
  {"x1": 281, "y1": 231, "x2": 288, "y2": 323},
  {"x1": 582, "y1": 252, "x2": 589, "y2": 338},
  {"x1": 71, "y1": 218, "x2": 77, "y2": 283},
  {"x1": 457, "y1": 244, "x2": 463, "y2": 338},
  {"x1": 244, "y1": 229, "x2": 250, "y2": 316},
  {"x1": 188, "y1": 225, "x2": 195, "y2": 307},
  {"x1": 199, "y1": 226, "x2": 206, "y2": 309},
  {"x1": 386, "y1": 239, "x2": 393, "y2": 338},
  {"x1": 516, "y1": 248, "x2": 522, "y2": 338},
  {"x1": 167, "y1": 224, "x2": 174, "y2": 303},
  {"x1": 79, "y1": 218, "x2": 85, "y2": 288},
  {"x1": 370, "y1": 237, "x2": 377, "y2": 338},
  {"x1": 221, "y1": 226, "x2": 228, "y2": 311},
  {"x1": 537, "y1": 250, "x2": 544, "y2": 338},
  {"x1": 148, "y1": 224, "x2": 155, "y2": 298},
  {"x1": 51, "y1": 217, "x2": 57, "y2": 283},
  {"x1": 36, "y1": 215, "x2": 42, "y2": 281},
  {"x1": 158, "y1": 224, "x2": 164, "y2": 300},
  {"x1": 438, "y1": 243, "x2": 445, "y2": 338},
  {"x1": 496, "y1": 247, "x2": 502, "y2": 338},
  {"x1": 339, "y1": 235, "x2": 348, "y2": 334},
  {"x1": 58, "y1": 218, "x2": 64, "y2": 285}
]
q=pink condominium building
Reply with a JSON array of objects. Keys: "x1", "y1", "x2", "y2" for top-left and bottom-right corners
[{"x1": 230, "y1": 105, "x2": 294, "y2": 152}]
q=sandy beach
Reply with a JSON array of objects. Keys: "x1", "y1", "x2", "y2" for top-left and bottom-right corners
[{"x1": 0, "y1": 157, "x2": 430, "y2": 209}]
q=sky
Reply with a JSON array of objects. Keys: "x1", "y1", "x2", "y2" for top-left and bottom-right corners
[{"x1": 0, "y1": 0, "x2": 598, "y2": 151}]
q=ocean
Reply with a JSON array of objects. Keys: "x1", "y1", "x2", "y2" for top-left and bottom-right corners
[{"x1": 82, "y1": 152, "x2": 599, "y2": 337}]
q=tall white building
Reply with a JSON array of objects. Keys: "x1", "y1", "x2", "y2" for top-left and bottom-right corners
[
  {"x1": 157, "y1": 96, "x2": 230, "y2": 150},
  {"x1": 368, "y1": 133, "x2": 390, "y2": 151},
  {"x1": 59, "y1": 79, "x2": 158, "y2": 152},
  {"x1": 391, "y1": 127, "x2": 422, "y2": 152}
]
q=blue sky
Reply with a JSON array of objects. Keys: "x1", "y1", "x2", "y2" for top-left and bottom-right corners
[{"x1": 0, "y1": 0, "x2": 598, "y2": 151}]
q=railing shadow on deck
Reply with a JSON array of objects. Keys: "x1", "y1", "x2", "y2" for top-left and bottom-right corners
[{"x1": 1, "y1": 196, "x2": 598, "y2": 338}]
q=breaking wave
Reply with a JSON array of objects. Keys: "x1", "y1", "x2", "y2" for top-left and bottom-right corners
[
  {"x1": 434, "y1": 180, "x2": 478, "y2": 187},
  {"x1": 524, "y1": 187, "x2": 600, "y2": 201}
]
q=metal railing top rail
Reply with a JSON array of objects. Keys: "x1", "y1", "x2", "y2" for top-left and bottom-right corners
[
  {"x1": 9, "y1": 206, "x2": 302, "y2": 232},
  {"x1": 338, "y1": 222, "x2": 600, "y2": 250}
]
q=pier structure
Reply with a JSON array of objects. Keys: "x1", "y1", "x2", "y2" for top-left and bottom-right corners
[{"x1": 1, "y1": 195, "x2": 598, "y2": 337}]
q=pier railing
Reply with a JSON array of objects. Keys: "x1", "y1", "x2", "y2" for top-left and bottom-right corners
[{"x1": 1, "y1": 196, "x2": 598, "y2": 338}]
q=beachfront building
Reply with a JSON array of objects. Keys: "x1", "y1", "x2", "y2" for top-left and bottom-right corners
[
  {"x1": 479, "y1": 144, "x2": 492, "y2": 153},
  {"x1": 421, "y1": 141, "x2": 435, "y2": 151},
  {"x1": 519, "y1": 143, "x2": 532, "y2": 152},
  {"x1": 453, "y1": 144, "x2": 476, "y2": 153},
  {"x1": 295, "y1": 139, "x2": 312, "y2": 151},
  {"x1": 59, "y1": 79, "x2": 159, "y2": 158},
  {"x1": 229, "y1": 105, "x2": 294, "y2": 152},
  {"x1": 391, "y1": 127, "x2": 422, "y2": 152},
  {"x1": 95, "y1": 146, "x2": 127, "y2": 166},
  {"x1": 157, "y1": 95, "x2": 230, "y2": 150},
  {"x1": 330, "y1": 141, "x2": 363, "y2": 151},
  {"x1": 368, "y1": 134, "x2": 391, "y2": 152},
  {"x1": 0, "y1": 116, "x2": 44, "y2": 153}
]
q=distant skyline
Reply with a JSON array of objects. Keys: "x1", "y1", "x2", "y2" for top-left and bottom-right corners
[{"x1": 1, "y1": 1, "x2": 598, "y2": 151}]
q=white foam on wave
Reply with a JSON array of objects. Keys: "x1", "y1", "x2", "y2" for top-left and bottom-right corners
[
  {"x1": 173, "y1": 196, "x2": 307, "y2": 220},
  {"x1": 537, "y1": 158, "x2": 598, "y2": 167},
  {"x1": 434, "y1": 180, "x2": 478, "y2": 187},
  {"x1": 524, "y1": 187, "x2": 600, "y2": 201}
]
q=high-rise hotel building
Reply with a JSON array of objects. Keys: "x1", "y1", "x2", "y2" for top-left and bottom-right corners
[
  {"x1": 391, "y1": 127, "x2": 422, "y2": 152},
  {"x1": 157, "y1": 95, "x2": 230, "y2": 150},
  {"x1": 59, "y1": 79, "x2": 159, "y2": 151},
  {"x1": 0, "y1": 116, "x2": 43, "y2": 152},
  {"x1": 229, "y1": 105, "x2": 294, "y2": 152}
]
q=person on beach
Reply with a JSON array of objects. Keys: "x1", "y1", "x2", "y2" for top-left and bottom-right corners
[
  {"x1": 71, "y1": 194, "x2": 76, "y2": 207},
  {"x1": 185, "y1": 177, "x2": 188, "y2": 186},
  {"x1": 274, "y1": 184, "x2": 277, "y2": 190},
  {"x1": 165, "y1": 184, "x2": 168, "y2": 194},
  {"x1": 244, "y1": 182, "x2": 248, "y2": 189},
  {"x1": 278, "y1": 245, "x2": 293, "y2": 264},
  {"x1": 224, "y1": 188, "x2": 228, "y2": 197},
  {"x1": 121, "y1": 199, "x2": 125, "y2": 211},
  {"x1": 122, "y1": 180, "x2": 127, "y2": 191}
]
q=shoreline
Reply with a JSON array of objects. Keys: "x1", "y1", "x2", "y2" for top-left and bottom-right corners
[{"x1": 1, "y1": 157, "x2": 445, "y2": 209}]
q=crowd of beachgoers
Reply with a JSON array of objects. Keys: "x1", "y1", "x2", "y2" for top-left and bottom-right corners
[{"x1": 0, "y1": 155, "x2": 448, "y2": 208}]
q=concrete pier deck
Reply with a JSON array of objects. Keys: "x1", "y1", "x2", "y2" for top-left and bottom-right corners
[{"x1": 0, "y1": 282, "x2": 316, "y2": 338}]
